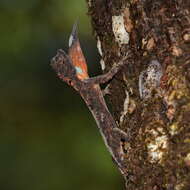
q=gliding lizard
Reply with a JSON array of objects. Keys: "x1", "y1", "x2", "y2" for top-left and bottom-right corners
[{"x1": 50, "y1": 23, "x2": 128, "y2": 175}]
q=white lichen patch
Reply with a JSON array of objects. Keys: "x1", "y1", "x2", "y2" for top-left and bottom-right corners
[
  {"x1": 100, "y1": 59, "x2": 105, "y2": 70},
  {"x1": 146, "y1": 127, "x2": 168, "y2": 163},
  {"x1": 120, "y1": 90, "x2": 129, "y2": 123},
  {"x1": 139, "y1": 60, "x2": 163, "y2": 99},
  {"x1": 97, "y1": 37, "x2": 103, "y2": 56},
  {"x1": 112, "y1": 15, "x2": 129, "y2": 45}
]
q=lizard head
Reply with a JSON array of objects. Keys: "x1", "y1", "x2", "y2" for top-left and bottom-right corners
[{"x1": 50, "y1": 49, "x2": 77, "y2": 86}]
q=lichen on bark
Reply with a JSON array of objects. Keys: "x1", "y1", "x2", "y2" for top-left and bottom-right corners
[{"x1": 86, "y1": 0, "x2": 190, "y2": 189}]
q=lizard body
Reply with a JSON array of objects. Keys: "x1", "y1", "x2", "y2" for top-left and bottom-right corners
[{"x1": 51, "y1": 23, "x2": 128, "y2": 174}]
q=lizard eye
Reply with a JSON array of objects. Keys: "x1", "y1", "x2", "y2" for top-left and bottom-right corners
[{"x1": 67, "y1": 79, "x2": 73, "y2": 85}]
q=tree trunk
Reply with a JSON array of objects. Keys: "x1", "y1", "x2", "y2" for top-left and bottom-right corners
[{"x1": 86, "y1": 0, "x2": 190, "y2": 189}]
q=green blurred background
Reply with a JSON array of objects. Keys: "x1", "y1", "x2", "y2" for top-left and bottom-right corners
[{"x1": 0, "y1": 0, "x2": 123, "y2": 189}]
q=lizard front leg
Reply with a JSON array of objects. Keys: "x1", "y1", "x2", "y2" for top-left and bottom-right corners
[
  {"x1": 84, "y1": 57, "x2": 128, "y2": 85},
  {"x1": 110, "y1": 127, "x2": 128, "y2": 174}
]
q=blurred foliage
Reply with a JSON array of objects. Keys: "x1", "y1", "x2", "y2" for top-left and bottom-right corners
[{"x1": 0, "y1": 0, "x2": 122, "y2": 189}]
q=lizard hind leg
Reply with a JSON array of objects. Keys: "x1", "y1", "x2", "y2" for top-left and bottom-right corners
[{"x1": 111, "y1": 127, "x2": 128, "y2": 165}]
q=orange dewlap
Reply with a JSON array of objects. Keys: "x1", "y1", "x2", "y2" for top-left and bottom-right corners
[{"x1": 69, "y1": 41, "x2": 89, "y2": 80}]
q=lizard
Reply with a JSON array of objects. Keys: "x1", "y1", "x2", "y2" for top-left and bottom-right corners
[{"x1": 50, "y1": 22, "x2": 128, "y2": 175}]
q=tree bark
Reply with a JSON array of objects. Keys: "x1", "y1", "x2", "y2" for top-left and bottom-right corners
[{"x1": 86, "y1": 0, "x2": 190, "y2": 189}]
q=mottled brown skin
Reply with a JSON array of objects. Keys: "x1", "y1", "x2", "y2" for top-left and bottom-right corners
[{"x1": 51, "y1": 47, "x2": 129, "y2": 175}]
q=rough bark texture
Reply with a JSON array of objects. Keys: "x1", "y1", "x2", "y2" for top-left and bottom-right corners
[{"x1": 86, "y1": 0, "x2": 190, "y2": 189}]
